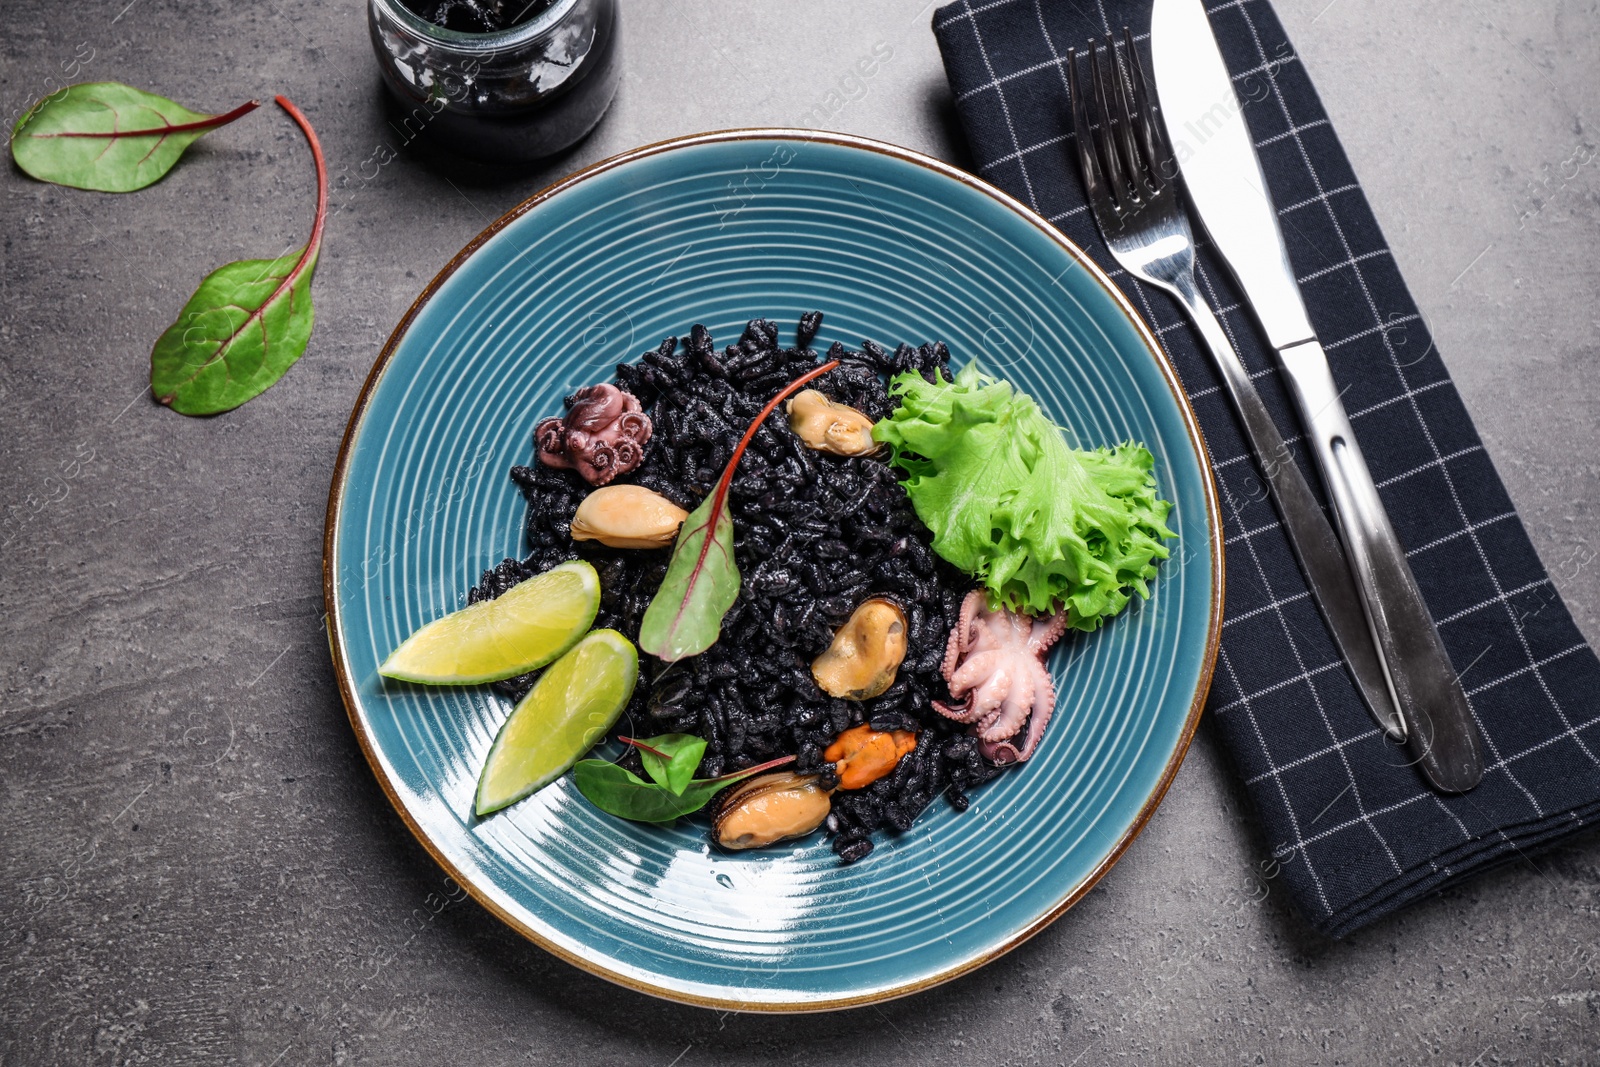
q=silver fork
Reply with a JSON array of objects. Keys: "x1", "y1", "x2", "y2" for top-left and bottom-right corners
[{"x1": 1067, "y1": 31, "x2": 1405, "y2": 741}]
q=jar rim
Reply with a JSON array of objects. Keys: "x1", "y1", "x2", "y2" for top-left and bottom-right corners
[{"x1": 369, "y1": 0, "x2": 584, "y2": 51}]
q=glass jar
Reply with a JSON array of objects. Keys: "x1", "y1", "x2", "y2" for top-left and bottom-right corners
[{"x1": 367, "y1": 0, "x2": 620, "y2": 164}]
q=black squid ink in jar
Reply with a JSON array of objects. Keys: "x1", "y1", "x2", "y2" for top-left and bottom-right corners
[{"x1": 368, "y1": 0, "x2": 619, "y2": 164}]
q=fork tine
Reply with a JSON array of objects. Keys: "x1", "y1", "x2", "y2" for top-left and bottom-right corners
[
  {"x1": 1103, "y1": 34, "x2": 1147, "y2": 203},
  {"x1": 1087, "y1": 40, "x2": 1131, "y2": 206},
  {"x1": 1122, "y1": 27, "x2": 1174, "y2": 186},
  {"x1": 1067, "y1": 46, "x2": 1117, "y2": 219}
]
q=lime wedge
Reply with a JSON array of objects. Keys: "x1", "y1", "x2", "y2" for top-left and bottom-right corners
[
  {"x1": 476, "y1": 629, "x2": 639, "y2": 815},
  {"x1": 380, "y1": 560, "x2": 599, "y2": 685}
]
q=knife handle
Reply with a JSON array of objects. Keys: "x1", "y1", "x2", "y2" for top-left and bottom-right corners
[
  {"x1": 1173, "y1": 281, "x2": 1404, "y2": 740},
  {"x1": 1278, "y1": 339, "x2": 1484, "y2": 792}
]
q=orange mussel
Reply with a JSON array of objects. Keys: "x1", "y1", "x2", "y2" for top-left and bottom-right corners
[{"x1": 825, "y1": 724, "x2": 918, "y2": 790}]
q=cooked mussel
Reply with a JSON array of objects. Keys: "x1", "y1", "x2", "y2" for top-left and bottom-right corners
[
  {"x1": 785, "y1": 389, "x2": 879, "y2": 456},
  {"x1": 811, "y1": 597, "x2": 908, "y2": 700},
  {"x1": 825, "y1": 723, "x2": 919, "y2": 790},
  {"x1": 570, "y1": 484, "x2": 688, "y2": 549},
  {"x1": 711, "y1": 771, "x2": 832, "y2": 850}
]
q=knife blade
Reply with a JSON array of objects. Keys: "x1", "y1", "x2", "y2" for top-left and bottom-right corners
[{"x1": 1150, "y1": 0, "x2": 1484, "y2": 792}]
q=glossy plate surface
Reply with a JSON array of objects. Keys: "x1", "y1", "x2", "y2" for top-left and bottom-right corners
[{"x1": 324, "y1": 130, "x2": 1222, "y2": 1011}]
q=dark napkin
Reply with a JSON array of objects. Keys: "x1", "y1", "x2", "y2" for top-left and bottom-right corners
[{"x1": 933, "y1": 0, "x2": 1600, "y2": 937}]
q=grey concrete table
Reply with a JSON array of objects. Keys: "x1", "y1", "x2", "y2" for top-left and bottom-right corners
[{"x1": 3, "y1": 1, "x2": 1597, "y2": 1063}]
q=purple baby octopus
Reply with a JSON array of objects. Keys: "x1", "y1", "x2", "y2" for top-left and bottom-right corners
[{"x1": 534, "y1": 384, "x2": 653, "y2": 486}]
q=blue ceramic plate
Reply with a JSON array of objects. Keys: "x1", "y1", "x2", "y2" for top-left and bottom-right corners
[{"x1": 324, "y1": 130, "x2": 1222, "y2": 1011}]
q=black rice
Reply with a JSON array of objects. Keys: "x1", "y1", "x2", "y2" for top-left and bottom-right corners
[{"x1": 470, "y1": 313, "x2": 1006, "y2": 861}]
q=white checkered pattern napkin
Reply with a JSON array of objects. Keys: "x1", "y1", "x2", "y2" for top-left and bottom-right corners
[{"x1": 933, "y1": 0, "x2": 1600, "y2": 937}]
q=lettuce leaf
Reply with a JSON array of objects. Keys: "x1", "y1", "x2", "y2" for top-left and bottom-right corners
[{"x1": 872, "y1": 364, "x2": 1176, "y2": 630}]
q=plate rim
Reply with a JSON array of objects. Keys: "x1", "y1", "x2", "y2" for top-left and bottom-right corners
[{"x1": 321, "y1": 127, "x2": 1225, "y2": 1013}]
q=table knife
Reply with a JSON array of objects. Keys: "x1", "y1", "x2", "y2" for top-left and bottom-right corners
[{"x1": 1150, "y1": 0, "x2": 1484, "y2": 792}]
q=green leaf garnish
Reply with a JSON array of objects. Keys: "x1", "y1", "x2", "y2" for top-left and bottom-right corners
[
  {"x1": 10, "y1": 82, "x2": 259, "y2": 193},
  {"x1": 639, "y1": 359, "x2": 839, "y2": 661},
  {"x1": 148, "y1": 96, "x2": 325, "y2": 416},
  {"x1": 623, "y1": 733, "x2": 708, "y2": 795},
  {"x1": 873, "y1": 364, "x2": 1176, "y2": 630},
  {"x1": 638, "y1": 485, "x2": 740, "y2": 662},
  {"x1": 573, "y1": 752, "x2": 795, "y2": 824}
]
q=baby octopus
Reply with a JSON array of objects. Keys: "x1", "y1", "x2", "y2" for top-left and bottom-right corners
[
  {"x1": 933, "y1": 590, "x2": 1069, "y2": 766},
  {"x1": 535, "y1": 384, "x2": 652, "y2": 486}
]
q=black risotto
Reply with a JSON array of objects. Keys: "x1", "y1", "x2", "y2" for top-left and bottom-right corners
[{"x1": 469, "y1": 312, "x2": 1005, "y2": 862}]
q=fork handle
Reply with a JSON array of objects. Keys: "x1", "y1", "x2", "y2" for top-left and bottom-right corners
[{"x1": 1171, "y1": 277, "x2": 1405, "y2": 741}]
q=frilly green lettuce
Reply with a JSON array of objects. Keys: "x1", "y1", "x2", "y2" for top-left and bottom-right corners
[{"x1": 872, "y1": 364, "x2": 1175, "y2": 630}]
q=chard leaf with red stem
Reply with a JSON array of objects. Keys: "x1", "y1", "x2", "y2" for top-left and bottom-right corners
[
  {"x1": 573, "y1": 753, "x2": 796, "y2": 824},
  {"x1": 148, "y1": 96, "x2": 326, "y2": 416},
  {"x1": 638, "y1": 360, "x2": 840, "y2": 662},
  {"x1": 10, "y1": 82, "x2": 258, "y2": 193}
]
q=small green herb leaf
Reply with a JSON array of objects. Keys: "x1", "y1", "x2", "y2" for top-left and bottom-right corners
[
  {"x1": 10, "y1": 82, "x2": 259, "y2": 193},
  {"x1": 573, "y1": 753, "x2": 795, "y2": 824},
  {"x1": 629, "y1": 733, "x2": 707, "y2": 795},
  {"x1": 148, "y1": 96, "x2": 325, "y2": 416},
  {"x1": 638, "y1": 360, "x2": 839, "y2": 662}
]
